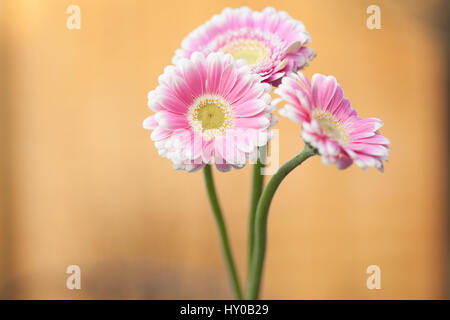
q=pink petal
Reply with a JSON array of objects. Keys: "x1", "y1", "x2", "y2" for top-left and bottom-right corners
[
  {"x1": 233, "y1": 99, "x2": 267, "y2": 117},
  {"x1": 155, "y1": 111, "x2": 189, "y2": 130}
]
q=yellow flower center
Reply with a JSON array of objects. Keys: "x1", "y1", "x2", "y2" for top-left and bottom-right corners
[
  {"x1": 230, "y1": 48, "x2": 260, "y2": 65},
  {"x1": 313, "y1": 110, "x2": 349, "y2": 144},
  {"x1": 220, "y1": 39, "x2": 269, "y2": 66},
  {"x1": 197, "y1": 103, "x2": 226, "y2": 130},
  {"x1": 187, "y1": 95, "x2": 233, "y2": 139}
]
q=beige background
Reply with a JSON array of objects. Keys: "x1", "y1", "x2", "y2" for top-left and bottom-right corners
[{"x1": 0, "y1": 0, "x2": 447, "y2": 299}]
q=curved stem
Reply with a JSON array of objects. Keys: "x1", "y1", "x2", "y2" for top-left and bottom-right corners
[
  {"x1": 247, "y1": 145, "x2": 317, "y2": 299},
  {"x1": 203, "y1": 164, "x2": 243, "y2": 300},
  {"x1": 248, "y1": 158, "x2": 264, "y2": 275}
]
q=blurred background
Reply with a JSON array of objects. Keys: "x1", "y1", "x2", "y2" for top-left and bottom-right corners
[{"x1": 0, "y1": 0, "x2": 448, "y2": 299}]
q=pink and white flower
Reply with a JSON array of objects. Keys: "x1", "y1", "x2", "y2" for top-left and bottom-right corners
[
  {"x1": 276, "y1": 72, "x2": 390, "y2": 171},
  {"x1": 173, "y1": 7, "x2": 315, "y2": 86},
  {"x1": 143, "y1": 52, "x2": 277, "y2": 172}
]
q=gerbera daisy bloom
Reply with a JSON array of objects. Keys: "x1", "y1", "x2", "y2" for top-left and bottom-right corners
[
  {"x1": 143, "y1": 52, "x2": 277, "y2": 172},
  {"x1": 173, "y1": 7, "x2": 315, "y2": 86},
  {"x1": 276, "y1": 72, "x2": 390, "y2": 171}
]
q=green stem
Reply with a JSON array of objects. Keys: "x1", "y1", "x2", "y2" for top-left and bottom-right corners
[
  {"x1": 248, "y1": 158, "x2": 264, "y2": 275},
  {"x1": 203, "y1": 164, "x2": 243, "y2": 300},
  {"x1": 247, "y1": 145, "x2": 317, "y2": 299}
]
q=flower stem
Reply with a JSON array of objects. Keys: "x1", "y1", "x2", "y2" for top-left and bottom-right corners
[
  {"x1": 247, "y1": 144, "x2": 317, "y2": 299},
  {"x1": 248, "y1": 158, "x2": 264, "y2": 275},
  {"x1": 203, "y1": 164, "x2": 243, "y2": 300}
]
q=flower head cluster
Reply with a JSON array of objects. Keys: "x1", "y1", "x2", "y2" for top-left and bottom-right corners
[
  {"x1": 174, "y1": 7, "x2": 315, "y2": 86},
  {"x1": 143, "y1": 52, "x2": 277, "y2": 172},
  {"x1": 144, "y1": 7, "x2": 390, "y2": 172},
  {"x1": 276, "y1": 73, "x2": 390, "y2": 171}
]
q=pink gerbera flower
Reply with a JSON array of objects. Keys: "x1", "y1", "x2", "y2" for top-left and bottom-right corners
[
  {"x1": 276, "y1": 72, "x2": 390, "y2": 171},
  {"x1": 143, "y1": 52, "x2": 277, "y2": 172},
  {"x1": 173, "y1": 7, "x2": 315, "y2": 86}
]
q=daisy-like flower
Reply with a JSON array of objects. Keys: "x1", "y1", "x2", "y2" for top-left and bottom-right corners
[
  {"x1": 173, "y1": 7, "x2": 315, "y2": 86},
  {"x1": 276, "y1": 72, "x2": 390, "y2": 171},
  {"x1": 143, "y1": 52, "x2": 277, "y2": 172}
]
